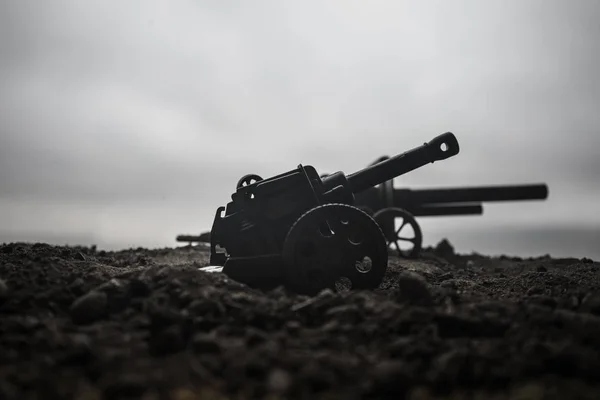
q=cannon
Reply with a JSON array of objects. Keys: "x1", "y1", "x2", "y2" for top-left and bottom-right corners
[
  {"x1": 175, "y1": 233, "x2": 210, "y2": 246},
  {"x1": 207, "y1": 132, "x2": 460, "y2": 295},
  {"x1": 353, "y1": 155, "x2": 549, "y2": 258}
]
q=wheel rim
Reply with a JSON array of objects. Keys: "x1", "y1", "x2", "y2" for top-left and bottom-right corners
[{"x1": 282, "y1": 204, "x2": 388, "y2": 295}]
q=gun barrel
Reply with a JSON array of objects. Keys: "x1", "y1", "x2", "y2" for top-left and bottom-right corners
[
  {"x1": 347, "y1": 132, "x2": 459, "y2": 194},
  {"x1": 176, "y1": 235, "x2": 201, "y2": 243},
  {"x1": 399, "y1": 183, "x2": 549, "y2": 205},
  {"x1": 176, "y1": 232, "x2": 211, "y2": 243},
  {"x1": 411, "y1": 203, "x2": 484, "y2": 217}
]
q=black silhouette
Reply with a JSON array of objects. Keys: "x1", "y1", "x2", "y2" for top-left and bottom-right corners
[{"x1": 208, "y1": 132, "x2": 460, "y2": 294}]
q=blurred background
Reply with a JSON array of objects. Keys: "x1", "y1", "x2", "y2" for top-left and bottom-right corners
[{"x1": 1, "y1": 1, "x2": 599, "y2": 259}]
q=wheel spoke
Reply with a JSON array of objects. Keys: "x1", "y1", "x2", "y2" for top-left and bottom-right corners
[
  {"x1": 395, "y1": 219, "x2": 408, "y2": 236},
  {"x1": 398, "y1": 236, "x2": 416, "y2": 242}
]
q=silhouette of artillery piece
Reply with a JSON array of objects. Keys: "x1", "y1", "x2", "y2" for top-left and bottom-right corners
[
  {"x1": 352, "y1": 156, "x2": 549, "y2": 258},
  {"x1": 206, "y1": 132, "x2": 460, "y2": 295},
  {"x1": 176, "y1": 233, "x2": 210, "y2": 246}
]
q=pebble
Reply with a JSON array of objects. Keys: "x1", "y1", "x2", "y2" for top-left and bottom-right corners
[
  {"x1": 581, "y1": 293, "x2": 600, "y2": 315},
  {"x1": 267, "y1": 368, "x2": 291, "y2": 393},
  {"x1": 526, "y1": 286, "x2": 545, "y2": 296},
  {"x1": 438, "y1": 272, "x2": 454, "y2": 282},
  {"x1": 0, "y1": 277, "x2": 8, "y2": 298},
  {"x1": 434, "y1": 239, "x2": 455, "y2": 258},
  {"x1": 191, "y1": 333, "x2": 222, "y2": 354},
  {"x1": 396, "y1": 271, "x2": 433, "y2": 306},
  {"x1": 370, "y1": 360, "x2": 411, "y2": 396},
  {"x1": 69, "y1": 278, "x2": 85, "y2": 288},
  {"x1": 528, "y1": 295, "x2": 557, "y2": 309},
  {"x1": 149, "y1": 325, "x2": 185, "y2": 355},
  {"x1": 128, "y1": 278, "x2": 150, "y2": 297},
  {"x1": 94, "y1": 278, "x2": 126, "y2": 293},
  {"x1": 70, "y1": 290, "x2": 108, "y2": 325}
]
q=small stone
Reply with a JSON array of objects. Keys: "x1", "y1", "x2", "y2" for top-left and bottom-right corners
[
  {"x1": 438, "y1": 272, "x2": 454, "y2": 282},
  {"x1": 103, "y1": 375, "x2": 148, "y2": 399},
  {"x1": 128, "y1": 278, "x2": 150, "y2": 297},
  {"x1": 434, "y1": 313, "x2": 509, "y2": 338},
  {"x1": 191, "y1": 334, "x2": 221, "y2": 354},
  {"x1": 74, "y1": 252, "x2": 87, "y2": 261},
  {"x1": 569, "y1": 296, "x2": 580, "y2": 309},
  {"x1": 267, "y1": 368, "x2": 291, "y2": 394},
  {"x1": 370, "y1": 360, "x2": 411, "y2": 396},
  {"x1": 526, "y1": 286, "x2": 544, "y2": 296},
  {"x1": 466, "y1": 260, "x2": 475, "y2": 268},
  {"x1": 388, "y1": 337, "x2": 413, "y2": 356},
  {"x1": 58, "y1": 334, "x2": 94, "y2": 365},
  {"x1": 285, "y1": 320, "x2": 301, "y2": 332},
  {"x1": 396, "y1": 271, "x2": 433, "y2": 306},
  {"x1": 21, "y1": 316, "x2": 41, "y2": 331},
  {"x1": 0, "y1": 278, "x2": 8, "y2": 298},
  {"x1": 70, "y1": 277, "x2": 85, "y2": 288},
  {"x1": 245, "y1": 327, "x2": 270, "y2": 346},
  {"x1": 536, "y1": 265, "x2": 547, "y2": 272},
  {"x1": 137, "y1": 256, "x2": 149, "y2": 266},
  {"x1": 581, "y1": 293, "x2": 600, "y2": 315},
  {"x1": 149, "y1": 325, "x2": 185, "y2": 356},
  {"x1": 528, "y1": 295, "x2": 557, "y2": 309},
  {"x1": 70, "y1": 290, "x2": 108, "y2": 325},
  {"x1": 94, "y1": 278, "x2": 125, "y2": 292},
  {"x1": 434, "y1": 239, "x2": 455, "y2": 258}
]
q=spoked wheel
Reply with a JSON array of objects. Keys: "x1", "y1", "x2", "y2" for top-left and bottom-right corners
[
  {"x1": 236, "y1": 174, "x2": 263, "y2": 189},
  {"x1": 282, "y1": 203, "x2": 388, "y2": 296},
  {"x1": 372, "y1": 207, "x2": 422, "y2": 259}
]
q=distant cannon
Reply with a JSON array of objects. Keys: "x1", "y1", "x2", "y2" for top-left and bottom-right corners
[
  {"x1": 175, "y1": 233, "x2": 210, "y2": 246},
  {"x1": 352, "y1": 155, "x2": 549, "y2": 258}
]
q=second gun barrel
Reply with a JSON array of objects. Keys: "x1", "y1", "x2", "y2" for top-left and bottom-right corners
[{"x1": 401, "y1": 184, "x2": 549, "y2": 205}]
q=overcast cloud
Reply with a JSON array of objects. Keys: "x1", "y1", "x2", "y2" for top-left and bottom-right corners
[{"x1": 1, "y1": 1, "x2": 599, "y2": 259}]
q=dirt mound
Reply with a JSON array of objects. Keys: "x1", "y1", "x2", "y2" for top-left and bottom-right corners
[{"x1": 1, "y1": 241, "x2": 600, "y2": 399}]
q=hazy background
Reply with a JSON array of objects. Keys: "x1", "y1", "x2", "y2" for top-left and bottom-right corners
[{"x1": 1, "y1": 0, "x2": 599, "y2": 259}]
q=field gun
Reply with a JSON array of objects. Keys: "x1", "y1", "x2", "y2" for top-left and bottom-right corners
[
  {"x1": 175, "y1": 233, "x2": 210, "y2": 246},
  {"x1": 207, "y1": 132, "x2": 460, "y2": 295},
  {"x1": 353, "y1": 156, "x2": 549, "y2": 258}
]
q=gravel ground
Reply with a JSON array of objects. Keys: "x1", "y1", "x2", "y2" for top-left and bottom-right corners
[{"x1": 1, "y1": 240, "x2": 600, "y2": 399}]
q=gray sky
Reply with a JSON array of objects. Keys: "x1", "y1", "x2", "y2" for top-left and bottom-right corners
[{"x1": 1, "y1": 1, "x2": 599, "y2": 259}]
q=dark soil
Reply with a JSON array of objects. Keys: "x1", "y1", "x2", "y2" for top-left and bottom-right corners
[{"x1": 1, "y1": 240, "x2": 600, "y2": 399}]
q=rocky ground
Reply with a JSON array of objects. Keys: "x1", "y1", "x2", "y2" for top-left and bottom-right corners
[{"x1": 1, "y1": 240, "x2": 600, "y2": 399}]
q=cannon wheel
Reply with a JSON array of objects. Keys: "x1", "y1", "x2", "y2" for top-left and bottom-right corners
[
  {"x1": 372, "y1": 207, "x2": 422, "y2": 259},
  {"x1": 282, "y1": 203, "x2": 388, "y2": 296},
  {"x1": 236, "y1": 174, "x2": 263, "y2": 189},
  {"x1": 356, "y1": 205, "x2": 374, "y2": 216}
]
